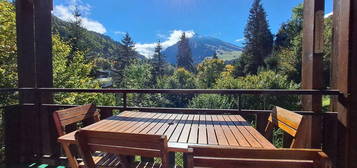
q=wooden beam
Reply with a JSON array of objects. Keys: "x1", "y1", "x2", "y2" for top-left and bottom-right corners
[
  {"x1": 15, "y1": 0, "x2": 38, "y2": 162},
  {"x1": 15, "y1": 0, "x2": 55, "y2": 162},
  {"x1": 33, "y1": 0, "x2": 55, "y2": 158},
  {"x1": 332, "y1": 0, "x2": 357, "y2": 167},
  {"x1": 302, "y1": 0, "x2": 325, "y2": 148}
]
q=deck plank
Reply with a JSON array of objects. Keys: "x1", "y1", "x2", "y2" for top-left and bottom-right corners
[
  {"x1": 155, "y1": 114, "x2": 180, "y2": 135},
  {"x1": 206, "y1": 115, "x2": 218, "y2": 145},
  {"x1": 170, "y1": 115, "x2": 189, "y2": 142},
  {"x1": 216, "y1": 115, "x2": 239, "y2": 146},
  {"x1": 111, "y1": 112, "x2": 152, "y2": 132},
  {"x1": 140, "y1": 113, "x2": 169, "y2": 134},
  {"x1": 131, "y1": 113, "x2": 164, "y2": 134},
  {"x1": 87, "y1": 111, "x2": 135, "y2": 131},
  {"x1": 178, "y1": 115, "x2": 194, "y2": 143},
  {"x1": 198, "y1": 115, "x2": 208, "y2": 144},
  {"x1": 221, "y1": 115, "x2": 251, "y2": 147},
  {"x1": 228, "y1": 115, "x2": 262, "y2": 148},
  {"x1": 123, "y1": 113, "x2": 158, "y2": 133},
  {"x1": 187, "y1": 115, "x2": 199, "y2": 144},
  {"x1": 163, "y1": 114, "x2": 184, "y2": 140},
  {"x1": 104, "y1": 112, "x2": 149, "y2": 132},
  {"x1": 236, "y1": 115, "x2": 276, "y2": 149},
  {"x1": 211, "y1": 115, "x2": 229, "y2": 145},
  {"x1": 147, "y1": 113, "x2": 173, "y2": 134}
]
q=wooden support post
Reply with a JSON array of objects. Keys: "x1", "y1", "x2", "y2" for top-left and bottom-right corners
[
  {"x1": 33, "y1": 0, "x2": 55, "y2": 158},
  {"x1": 4, "y1": 105, "x2": 21, "y2": 164},
  {"x1": 331, "y1": 0, "x2": 357, "y2": 167},
  {"x1": 15, "y1": 0, "x2": 37, "y2": 162},
  {"x1": 15, "y1": 0, "x2": 54, "y2": 162},
  {"x1": 302, "y1": 0, "x2": 325, "y2": 148}
]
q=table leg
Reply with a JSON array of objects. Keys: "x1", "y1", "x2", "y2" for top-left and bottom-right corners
[
  {"x1": 168, "y1": 152, "x2": 175, "y2": 168},
  {"x1": 61, "y1": 143, "x2": 79, "y2": 168}
]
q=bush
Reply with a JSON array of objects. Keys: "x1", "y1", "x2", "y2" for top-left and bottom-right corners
[{"x1": 191, "y1": 70, "x2": 300, "y2": 110}]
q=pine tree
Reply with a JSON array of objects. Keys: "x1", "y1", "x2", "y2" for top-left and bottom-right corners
[
  {"x1": 113, "y1": 33, "x2": 136, "y2": 87},
  {"x1": 240, "y1": 0, "x2": 273, "y2": 75},
  {"x1": 151, "y1": 41, "x2": 165, "y2": 84},
  {"x1": 68, "y1": 5, "x2": 83, "y2": 64},
  {"x1": 212, "y1": 52, "x2": 218, "y2": 59},
  {"x1": 177, "y1": 33, "x2": 195, "y2": 72}
]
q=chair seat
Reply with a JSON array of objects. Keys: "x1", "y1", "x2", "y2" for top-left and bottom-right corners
[{"x1": 79, "y1": 153, "x2": 181, "y2": 168}]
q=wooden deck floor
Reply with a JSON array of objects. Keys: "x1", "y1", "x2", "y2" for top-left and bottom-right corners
[{"x1": 1, "y1": 163, "x2": 66, "y2": 168}]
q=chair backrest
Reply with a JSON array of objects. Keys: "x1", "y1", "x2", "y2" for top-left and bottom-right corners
[
  {"x1": 53, "y1": 104, "x2": 100, "y2": 136},
  {"x1": 186, "y1": 145, "x2": 332, "y2": 168},
  {"x1": 75, "y1": 130, "x2": 170, "y2": 168},
  {"x1": 265, "y1": 106, "x2": 311, "y2": 148}
]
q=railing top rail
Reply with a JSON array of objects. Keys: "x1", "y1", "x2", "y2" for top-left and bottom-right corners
[
  {"x1": 8, "y1": 87, "x2": 341, "y2": 95},
  {"x1": 0, "y1": 88, "x2": 341, "y2": 95},
  {"x1": 0, "y1": 88, "x2": 19, "y2": 92}
]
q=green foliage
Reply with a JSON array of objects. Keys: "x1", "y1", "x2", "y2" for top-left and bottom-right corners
[
  {"x1": 0, "y1": 0, "x2": 16, "y2": 90},
  {"x1": 233, "y1": 71, "x2": 300, "y2": 110},
  {"x1": 322, "y1": 16, "x2": 333, "y2": 88},
  {"x1": 160, "y1": 68, "x2": 197, "y2": 107},
  {"x1": 52, "y1": 16, "x2": 122, "y2": 60},
  {"x1": 272, "y1": 3, "x2": 332, "y2": 88},
  {"x1": 177, "y1": 33, "x2": 195, "y2": 73},
  {"x1": 191, "y1": 70, "x2": 300, "y2": 110},
  {"x1": 151, "y1": 41, "x2": 166, "y2": 85},
  {"x1": 94, "y1": 57, "x2": 112, "y2": 70},
  {"x1": 122, "y1": 62, "x2": 153, "y2": 89},
  {"x1": 274, "y1": 4, "x2": 303, "y2": 51},
  {"x1": 239, "y1": 0, "x2": 273, "y2": 75},
  {"x1": 197, "y1": 58, "x2": 226, "y2": 88},
  {"x1": 52, "y1": 34, "x2": 115, "y2": 106},
  {"x1": 113, "y1": 33, "x2": 137, "y2": 88},
  {"x1": 189, "y1": 94, "x2": 234, "y2": 109},
  {"x1": 273, "y1": 4, "x2": 303, "y2": 83},
  {"x1": 0, "y1": 1, "x2": 17, "y2": 162}
]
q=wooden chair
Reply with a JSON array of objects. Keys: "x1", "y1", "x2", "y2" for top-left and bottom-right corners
[
  {"x1": 185, "y1": 145, "x2": 332, "y2": 168},
  {"x1": 264, "y1": 106, "x2": 311, "y2": 148},
  {"x1": 75, "y1": 129, "x2": 173, "y2": 168},
  {"x1": 53, "y1": 104, "x2": 101, "y2": 168},
  {"x1": 53, "y1": 104, "x2": 100, "y2": 136}
]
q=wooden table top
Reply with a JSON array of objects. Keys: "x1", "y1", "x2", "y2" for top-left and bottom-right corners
[{"x1": 58, "y1": 111, "x2": 275, "y2": 152}]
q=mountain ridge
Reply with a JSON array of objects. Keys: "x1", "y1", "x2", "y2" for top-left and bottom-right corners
[
  {"x1": 163, "y1": 35, "x2": 242, "y2": 64},
  {"x1": 52, "y1": 16, "x2": 241, "y2": 64}
]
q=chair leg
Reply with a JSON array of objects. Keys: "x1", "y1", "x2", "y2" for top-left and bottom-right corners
[
  {"x1": 61, "y1": 143, "x2": 79, "y2": 168},
  {"x1": 167, "y1": 152, "x2": 176, "y2": 168},
  {"x1": 119, "y1": 155, "x2": 131, "y2": 168}
]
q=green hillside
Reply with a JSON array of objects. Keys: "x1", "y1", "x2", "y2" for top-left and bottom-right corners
[
  {"x1": 52, "y1": 16, "x2": 122, "y2": 60},
  {"x1": 217, "y1": 50, "x2": 242, "y2": 61}
]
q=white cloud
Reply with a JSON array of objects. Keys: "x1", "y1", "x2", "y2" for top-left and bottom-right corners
[
  {"x1": 135, "y1": 30, "x2": 195, "y2": 58},
  {"x1": 325, "y1": 12, "x2": 333, "y2": 18},
  {"x1": 235, "y1": 38, "x2": 245, "y2": 43},
  {"x1": 114, "y1": 31, "x2": 126, "y2": 35},
  {"x1": 53, "y1": 2, "x2": 107, "y2": 34}
]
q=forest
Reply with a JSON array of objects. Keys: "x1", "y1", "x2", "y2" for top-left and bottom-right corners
[{"x1": 0, "y1": 0, "x2": 333, "y2": 161}]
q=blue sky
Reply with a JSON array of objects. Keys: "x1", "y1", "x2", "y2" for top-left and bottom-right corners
[{"x1": 53, "y1": 0, "x2": 333, "y2": 57}]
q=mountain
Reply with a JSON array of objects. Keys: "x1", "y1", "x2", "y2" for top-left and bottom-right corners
[
  {"x1": 52, "y1": 16, "x2": 145, "y2": 60},
  {"x1": 163, "y1": 35, "x2": 242, "y2": 64}
]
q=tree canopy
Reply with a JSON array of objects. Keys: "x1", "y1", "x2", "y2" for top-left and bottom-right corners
[{"x1": 177, "y1": 33, "x2": 195, "y2": 73}]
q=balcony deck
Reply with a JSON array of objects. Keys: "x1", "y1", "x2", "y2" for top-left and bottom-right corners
[{"x1": 0, "y1": 88, "x2": 340, "y2": 168}]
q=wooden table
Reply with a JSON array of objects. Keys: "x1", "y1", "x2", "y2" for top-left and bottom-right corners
[{"x1": 58, "y1": 111, "x2": 275, "y2": 167}]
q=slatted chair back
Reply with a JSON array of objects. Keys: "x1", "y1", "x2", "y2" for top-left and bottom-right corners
[
  {"x1": 53, "y1": 104, "x2": 100, "y2": 136},
  {"x1": 75, "y1": 130, "x2": 170, "y2": 168},
  {"x1": 186, "y1": 145, "x2": 332, "y2": 168},
  {"x1": 265, "y1": 106, "x2": 311, "y2": 148}
]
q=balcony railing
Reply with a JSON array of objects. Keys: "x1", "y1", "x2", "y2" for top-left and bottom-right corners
[{"x1": 0, "y1": 88, "x2": 341, "y2": 165}]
